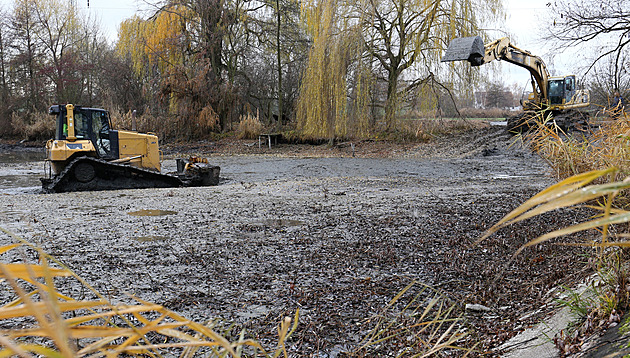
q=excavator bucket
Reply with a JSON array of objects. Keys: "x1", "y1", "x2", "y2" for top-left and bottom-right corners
[{"x1": 441, "y1": 36, "x2": 485, "y2": 66}]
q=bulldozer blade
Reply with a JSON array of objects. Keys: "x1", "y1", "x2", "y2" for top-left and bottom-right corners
[{"x1": 441, "y1": 36, "x2": 485, "y2": 66}]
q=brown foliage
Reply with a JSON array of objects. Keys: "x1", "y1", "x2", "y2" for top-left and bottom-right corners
[
  {"x1": 10, "y1": 111, "x2": 55, "y2": 141},
  {"x1": 237, "y1": 113, "x2": 264, "y2": 139},
  {"x1": 160, "y1": 61, "x2": 236, "y2": 138}
]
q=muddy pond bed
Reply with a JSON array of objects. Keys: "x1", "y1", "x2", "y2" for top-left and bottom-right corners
[{"x1": 0, "y1": 127, "x2": 592, "y2": 355}]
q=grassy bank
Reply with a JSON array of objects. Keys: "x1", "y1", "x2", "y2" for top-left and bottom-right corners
[{"x1": 484, "y1": 109, "x2": 630, "y2": 354}]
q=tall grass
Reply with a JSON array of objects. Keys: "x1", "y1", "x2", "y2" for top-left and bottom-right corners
[
  {"x1": 0, "y1": 229, "x2": 468, "y2": 357},
  {"x1": 484, "y1": 108, "x2": 630, "y2": 352},
  {"x1": 0, "y1": 229, "x2": 297, "y2": 357},
  {"x1": 10, "y1": 111, "x2": 55, "y2": 141},
  {"x1": 236, "y1": 113, "x2": 264, "y2": 139},
  {"x1": 524, "y1": 109, "x2": 630, "y2": 181},
  {"x1": 479, "y1": 166, "x2": 630, "y2": 352},
  {"x1": 352, "y1": 282, "x2": 472, "y2": 357}
]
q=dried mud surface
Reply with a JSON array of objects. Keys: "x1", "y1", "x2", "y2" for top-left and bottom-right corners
[{"x1": 0, "y1": 125, "x2": 592, "y2": 356}]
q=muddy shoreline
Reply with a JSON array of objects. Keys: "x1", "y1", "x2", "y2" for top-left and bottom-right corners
[{"x1": 0, "y1": 126, "x2": 591, "y2": 355}]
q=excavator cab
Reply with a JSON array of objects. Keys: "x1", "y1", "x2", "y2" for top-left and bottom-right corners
[{"x1": 547, "y1": 75, "x2": 577, "y2": 107}]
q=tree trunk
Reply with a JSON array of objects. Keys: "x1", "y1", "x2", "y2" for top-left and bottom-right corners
[
  {"x1": 0, "y1": 28, "x2": 6, "y2": 92},
  {"x1": 275, "y1": 0, "x2": 283, "y2": 131},
  {"x1": 384, "y1": 70, "x2": 399, "y2": 131}
]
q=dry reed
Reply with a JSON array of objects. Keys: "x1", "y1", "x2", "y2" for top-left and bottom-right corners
[{"x1": 0, "y1": 230, "x2": 297, "y2": 357}]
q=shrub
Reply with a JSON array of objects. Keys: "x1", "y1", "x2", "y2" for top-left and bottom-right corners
[
  {"x1": 10, "y1": 111, "x2": 55, "y2": 141},
  {"x1": 237, "y1": 113, "x2": 264, "y2": 139},
  {"x1": 524, "y1": 110, "x2": 630, "y2": 181}
]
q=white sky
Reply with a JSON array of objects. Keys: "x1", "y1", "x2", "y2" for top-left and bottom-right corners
[
  {"x1": 0, "y1": 0, "x2": 151, "y2": 41},
  {"x1": 491, "y1": 0, "x2": 595, "y2": 91},
  {"x1": 77, "y1": 0, "x2": 153, "y2": 40}
]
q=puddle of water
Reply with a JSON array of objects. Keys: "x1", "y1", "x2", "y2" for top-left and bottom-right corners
[
  {"x1": 134, "y1": 236, "x2": 169, "y2": 242},
  {"x1": 127, "y1": 209, "x2": 178, "y2": 217},
  {"x1": 0, "y1": 151, "x2": 43, "y2": 163},
  {"x1": 492, "y1": 174, "x2": 526, "y2": 179},
  {"x1": 236, "y1": 304, "x2": 270, "y2": 319},
  {"x1": 0, "y1": 186, "x2": 41, "y2": 195},
  {"x1": 259, "y1": 219, "x2": 305, "y2": 227}
]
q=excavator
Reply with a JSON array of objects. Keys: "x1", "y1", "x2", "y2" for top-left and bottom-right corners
[
  {"x1": 441, "y1": 36, "x2": 590, "y2": 133},
  {"x1": 41, "y1": 104, "x2": 220, "y2": 193}
]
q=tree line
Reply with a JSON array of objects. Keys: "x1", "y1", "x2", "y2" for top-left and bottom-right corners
[
  {"x1": 0, "y1": 0, "x2": 505, "y2": 141},
  {"x1": 3, "y1": 0, "x2": 625, "y2": 142}
]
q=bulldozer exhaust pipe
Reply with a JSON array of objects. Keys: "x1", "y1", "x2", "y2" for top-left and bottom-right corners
[{"x1": 441, "y1": 36, "x2": 485, "y2": 66}]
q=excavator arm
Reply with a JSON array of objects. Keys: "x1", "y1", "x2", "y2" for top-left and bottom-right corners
[{"x1": 442, "y1": 36, "x2": 549, "y2": 106}]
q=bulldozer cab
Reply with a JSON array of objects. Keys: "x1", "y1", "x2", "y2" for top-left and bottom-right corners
[{"x1": 50, "y1": 105, "x2": 114, "y2": 159}]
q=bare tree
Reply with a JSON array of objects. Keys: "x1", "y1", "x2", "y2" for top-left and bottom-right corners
[
  {"x1": 33, "y1": 0, "x2": 87, "y2": 103},
  {"x1": 11, "y1": 0, "x2": 44, "y2": 110},
  {"x1": 0, "y1": 7, "x2": 13, "y2": 136},
  {"x1": 546, "y1": 0, "x2": 630, "y2": 89},
  {"x1": 587, "y1": 56, "x2": 630, "y2": 108}
]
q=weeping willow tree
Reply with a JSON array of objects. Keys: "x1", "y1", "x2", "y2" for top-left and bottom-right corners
[
  {"x1": 117, "y1": 1, "x2": 240, "y2": 137},
  {"x1": 117, "y1": 7, "x2": 190, "y2": 81},
  {"x1": 298, "y1": 0, "x2": 363, "y2": 139},
  {"x1": 297, "y1": 0, "x2": 503, "y2": 138}
]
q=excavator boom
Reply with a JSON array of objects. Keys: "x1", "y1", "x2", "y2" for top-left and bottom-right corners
[{"x1": 442, "y1": 36, "x2": 549, "y2": 105}]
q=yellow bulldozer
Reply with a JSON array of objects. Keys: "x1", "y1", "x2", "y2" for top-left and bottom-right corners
[
  {"x1": 441, "y1": 36, "x2": 590, "y2": 133},
  {"x1": 41, "y1": 104, "x2": 220, "y2": 193}
]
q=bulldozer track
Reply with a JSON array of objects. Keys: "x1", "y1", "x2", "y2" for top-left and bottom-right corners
[{"x1": 41, "y1": 157, "x2": 183, "y2": 193}]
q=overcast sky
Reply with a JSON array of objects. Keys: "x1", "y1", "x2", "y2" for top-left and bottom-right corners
[{"x1": 76, "y1": 0, "x2": 151, "y2": 40}]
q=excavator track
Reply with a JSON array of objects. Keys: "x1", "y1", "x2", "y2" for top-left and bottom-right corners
[
  {"x1": 41, "y1": 157, "x2": 184, "y2": 193},
  {"x1": 506, "y1": 112, "x2": 538, "y2": 134},
  {"x1": 507, "y1": 110, "x2": 591, "y2": 135},
  {"x1": 552, "y1": 110, "x2": 591, "y2": 133}
]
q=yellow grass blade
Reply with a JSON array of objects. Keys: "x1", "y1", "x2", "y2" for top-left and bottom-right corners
[
  {"x1": 74, "y1": 335, "x2": 121, "y2": 355},
  {"x1": 0, "y1": 300, "x2": 105, "y2": 320},
  {"x1": 80, "y1": 321, "x2": 186, "y2": 337},
  {"x1": 164, "y1": 310, "x2": 238, "y2": 355},
  {"x1": 556, "y1": 241, "x2": 630, "y2": 248},
  {"x1": 0, "y1": 231, "x2": 295, "y2": 357},
  {"x1": 0, "y1": 344, "x2": 66, "y2": 358},
  {"x1": 479, "y1": 167, "x2": 617, "y2": 242},
  {"x1": 1, "y1": 288, "x2": 77, "y2": 309},
  {"x1": 119, "y1": 341, "x2": 242, "y2": 352},
  {"x1": 0, "y1": 336, "x2": 32, "y2": 358},
  {"x1": 37, "y1": 255, "x2": 74, "y2": 357},
  {"x1": 0, "y1": 244, "x2": 21, "y2": 255},
  {"x1": 505, "y1": 180, "x2": 630, "y2": 225},
  {"x1": 112, "y1": 312, "x2": 171, "y2": 354},
  {"x1": 0, "y1": 264, "x2": 72, "y2": 280},
  {"x1": 0, "y1": 265, "x2": 67, "y2": 355},
  {"x1": 583, "y1": 204, "x2": 628, "y2": 215},
  {"x1": 516, "y1": 212, "x2": 630, "y2": 255}
]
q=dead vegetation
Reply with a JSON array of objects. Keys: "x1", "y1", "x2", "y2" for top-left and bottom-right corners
[{"x1": 0, "y1": 126, "x2": 596, "y2": 356}]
